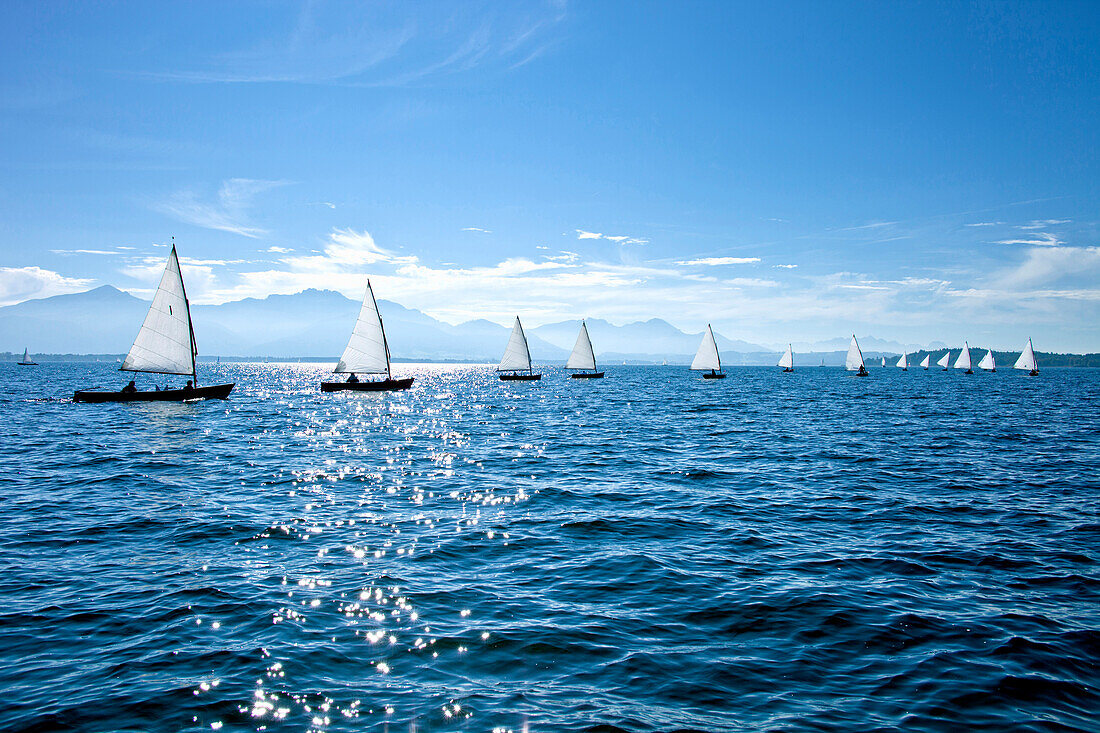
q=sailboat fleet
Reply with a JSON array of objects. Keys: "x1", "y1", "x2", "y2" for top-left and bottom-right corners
[{"x1": 58, "y1": 241, "x2": 1046, "y2": 402}]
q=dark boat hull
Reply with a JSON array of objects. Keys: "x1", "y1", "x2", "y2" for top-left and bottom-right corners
[
  {"x1": 782, "y1": 368, "x2": 793, "y2": 373},
  {"x1": 702, "y1": 373, "x2": 726, "y2": 379},
  {"x1": 570, "y1": 372, "x2": 604, "y2": 379},
  {"x1": 500, "y1": 373, "x2": 541, "y2": 381},
  {"x1": 74, "y1": 383, "x2": 235, "y2": 403},
  {"x1": 17, "y1": 363, "x2": 37, "y2": 366},
  {"x1": 321, "y1": 377, "x2": 414, "y2": 392}
]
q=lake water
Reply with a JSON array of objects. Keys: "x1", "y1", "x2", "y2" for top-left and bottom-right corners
[{"x1": 1, "y1": 362, "x2": 1097, "y2": 731}]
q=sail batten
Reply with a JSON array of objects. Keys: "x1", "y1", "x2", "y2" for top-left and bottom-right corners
[
  {"x1": 121, "y1": 246, "x2": 196, "y2": 377},
  {"x1": 567, "y1": 321, "x2": 597, "y2": 371},
  {"x1": 498, "y1": 317, "x2": 533, "y2": 372},
  {"x1": 1014, "y1": 338, "x2": 1038, "y2": 372},
  {"x1": 778, "y1": 344, "x2": 793, "y2": 369},
  {"x1": 690, "y1": 325, "x2": 722, "y2": 371},
  {"x1": 845, "y1": 335, "x2": 865, "y2": 371},
  {"x1": 335, "y1": 280, "x2": 391, "y2": 375}
]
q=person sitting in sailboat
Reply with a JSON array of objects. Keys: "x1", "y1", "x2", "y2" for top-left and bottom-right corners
[
  {"x1": 346, "y1": 372, "x2": 359, "y2": 383},
  {"x1": 184, "y1": 380, "x2": 194, "y2": 391},
  {"x1": 857, "y1": 364, "x2": 868, "y2": 377},
  {"x1": 122, "y1": 380, "x2": 137, "y2": 394}
]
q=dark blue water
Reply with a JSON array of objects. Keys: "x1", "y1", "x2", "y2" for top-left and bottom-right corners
[{"x1": 1, "y1": 363, "x2": 1097, "y2": 732}]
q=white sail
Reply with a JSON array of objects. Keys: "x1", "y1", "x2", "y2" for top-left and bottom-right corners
[
  {"x1": 937, "y1": 352, "x2": 951, "y2": 368},
  {"x1": 881, "y1": 356, "x2": 886, "y2": 367},
  {"x1": 896, "y1": 352, "x2": 908, "y2": 369},
  {"x1": 979, "y1": 349, "x2": 996, "y2": 371},
  {"x1": 335, "y1": 280, "x2": 390, "y2": 375},
  {"x1": 1014, "y1": 338, "x2": 1038, "y2": 372},
  {"x1": 566, "y1": 321, "x2": 597, "y2": 371},
  {"x1": 954, "y1": 342, "x2": 972, "y2": 370},
  {"x1": 777, "y1": 344, "x2": 793, "y2": 369},
  {"x1": 22, "y1": 348, "x2": 29, "y2": 363},
  {"x1": 121, "y1": 246, "x2": 196, "y2": 377},
  {"x1": 690, "y1": 325, "x2": 721, "y2": 371},
  {"x1": 845, "y1": 335, "x2": 865, "y2": 371},
  {"x1": 498, "y1": 316, "x2": 533, "y2": 372},
  {"x1": 920, "y1": 354, "x2": 930, "y2": 369}
]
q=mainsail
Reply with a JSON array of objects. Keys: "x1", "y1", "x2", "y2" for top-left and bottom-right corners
[
  {"x1": 845, "y1": 335, "x2": 865, "y2": 371},
  {"x1": 335, "y1": 280, "x2": 391, "y2": 376},
  {"x1": 778, "y1": 344, "x2": 793, "y2": 370},
  {"x1": 121, "y1": 246, "x2": 197, "y2": 378},
  {"x1": 21, "y1": 348, "x2": 29, "y2": 363},
  {"x1": 1014, "y1": 338, "x2": 1038, "y2": 373},
  {"x1": 881, "y1": 356, "x2": 887, "y2": 367},
  {"x1": 920, "y1": 354, "x2": 931, "y2": 369},
  {"x1": 954, "y1": 342, "x2": 972, "y2": 371},
  {"x1": 937, "y1": 352, "x2": 951, "y2": 369},
  {"x1": 498, "y1": 317, "x2": 533, "y2": 372},
  {"x1": 566, "y1": 321, "x2": 597, "y2": 371},
  {"x1": 690, "y1": 325, "x2": 721, "y2": 371},
  {"x1": 979, "y1": 349, "x2": 996, "y2": 371},
  {"x1": 896, "y1": 352, "x2": 908, "y2": 369}
]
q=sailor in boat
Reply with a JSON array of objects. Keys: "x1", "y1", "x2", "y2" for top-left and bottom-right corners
[
  {"x1": 122, "y1": 380, "x2": 137, "y2": 394},
  {"x1": 346, "y1": 372, "x2": 359, "y2": 383},
  {"x1": 184, "y1": 380, "x2": 194, "y2": 392},
  {"x1": 857, "y1": 364, "x2": 868, "y2": 377}
]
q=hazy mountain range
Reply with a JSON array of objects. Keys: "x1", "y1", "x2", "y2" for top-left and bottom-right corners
[{"x1": 0, "y1": 286, "x2": 1030, "y2": 365}]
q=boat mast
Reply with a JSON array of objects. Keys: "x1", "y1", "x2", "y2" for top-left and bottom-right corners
[
  {"x1": 368, "y1": 280, "x2": 393, "y2": 380},
  {"x1": 521, "y1": 320, "x2": 533, "y2": 375},
  {"x1": 584, "y1": 320, "x2": 596, "y2": 372},
  {"x1": 172, "y1": 237, "x2": 200, "y2": 386}
]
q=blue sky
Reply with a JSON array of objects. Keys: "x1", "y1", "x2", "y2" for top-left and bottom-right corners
[{"x1": 1, "y1": 0, "x2": 1098, "y2": 351}]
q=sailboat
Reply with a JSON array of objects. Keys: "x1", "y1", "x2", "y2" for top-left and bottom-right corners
[
  {"x1": 920, "y1": 354, "x2": 931, "y2": 370},
  {"x1": 17, "y1": 348, "x2": 37, "y2": 366},
  {"x1": 778, "y1": 344, "x2": 794, "y2": 372},
  {"x1": 73, "y1": 242, "x2": 234, "y2": 402},
  {"x1": 691, "y1": 325, "x2": 725, "y2": 379},
  {"x1": 1014, "y1": 338, "x2": 1039, "y2": 376},
  {"x1": 498, "y1": 316, "x2": 541, "y2": 381},
  {"x1": 880, "y1": 356, "x2": 887, "y2": 367},
  {"x1": 846, "y1": 335, "x2": 868, "y2": 376},
  {"x1": 567, "y1": 320, "x2": 603, "y2": 378},
  {"x1": 978, "y1": 349, "x2": 996, "y2": 372},
  {"x1": 954, "y1": 342, "x2": 973, "y2": 374},
  {"x1": 321, "y1": 279, "x2": 413, "y2": 392},
  {"x1": 937, "y1": 351, "x2": 951, "y2": 371},
  {"x1": 896, "y1": 352, "x2": 908, "y2": 371},
  {"x1": 820, "y1": 357, "x2": 825, "y2": 367}
]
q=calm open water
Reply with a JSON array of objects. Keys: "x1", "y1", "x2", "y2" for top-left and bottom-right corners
[{"x1": 1, "y1": 362, "x2": 1097, "y2": 732}]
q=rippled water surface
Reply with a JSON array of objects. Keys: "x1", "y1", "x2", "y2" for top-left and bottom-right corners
[{"x1": 1, "y1": 362, "x2": 1098, "y2": 732}]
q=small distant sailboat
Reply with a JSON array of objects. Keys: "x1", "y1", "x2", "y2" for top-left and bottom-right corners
[
  {"x1": 74, "y1": 241, "x2": 234, "y2": 402},
  {"x1": 321, "y1": 279, "x2": 413, "y2": 392},
  {"x1": 692, "y1": 324, "x2": 725, "y2": 379},
  {"x1": 1014, "y1": 338, "x2": 1039, "y2": 376},
  {"x1": 979, "y1": 349, "x2": 996, "y2": 372},
  {"x1": 896, "y1": 352, "x2": 908, "y2": 371},
  {"x1": 937, "y1": 351, "x2": 951, "y2": 371},
  {"x1": 820, "y1": 357, "x2": 825, "y2": 367},
  {"x1": 778, "y1": 344, "x2": 794, "y2": 372},
  {"x1": 846, "y1": 335, "x2": 868, "y2": 376},
  {"x1": 954, "y1": 342, "x2": 973, "y2": 374},
  {"x1": 498, "y1": 316, "x2": 541, "y2": 381},
  {"x1": 567, "y1": 320, "x2": 603, "y2": 378},
  {"x1": 17, "y1": 348, "x2": 37, "y2": 366},
  {"x1": 920, "y1": 354, "x2": 931, "y2": 370},
  {"x1": 880, "y1": 356, "x2": 887, "y2": 367}
]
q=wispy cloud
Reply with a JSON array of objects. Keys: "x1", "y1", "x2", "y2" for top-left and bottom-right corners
[
  {"x1": 50, "y1": 249, "x2": 119, "y2": 256},
  {"x1": 154, "y1": 178, "x2": 288, "y2": 238},
  {"x1": 266, "y1": 246, "x2": 293, "y2": 254},
  {"x1": 677, "y1": 256, "x2": 761, "y2": 266},
  {"x1": 575, "y1": 229, "x2": 648, "y2": 245},
  {"x1": 995, "y1": 233, "x2": 1062, "y2": 246},
  {"x1": 773, "y1": 264, "x2": 798, "y2": 269},
  {"x1": 0, "y1": 266, "x2": 94, "y2": 305},
  {"x1": 462, "y1": 227, "x2": 492, "y2": 233},
  {"x1": 1017, "y1": 219, "x2": 1071, "y2": 230}
]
